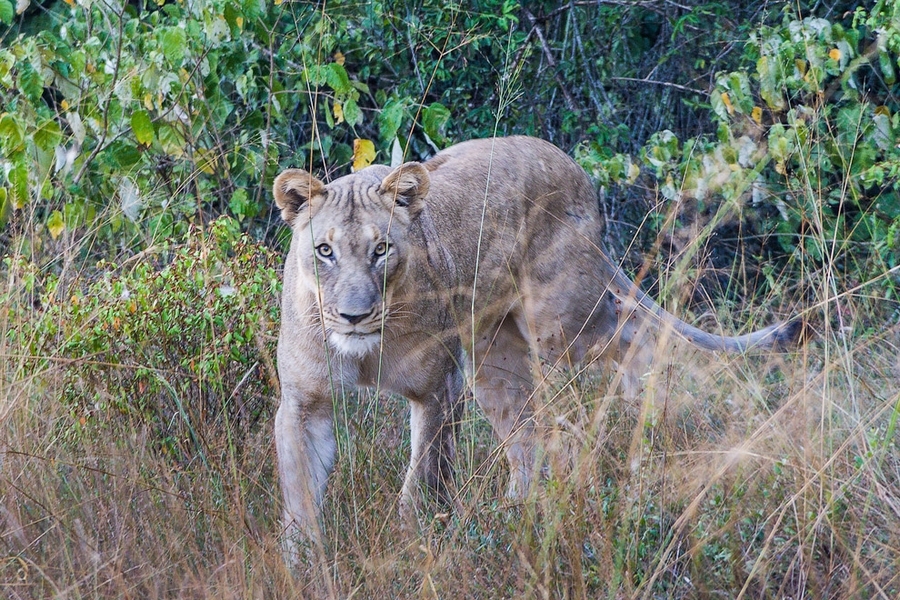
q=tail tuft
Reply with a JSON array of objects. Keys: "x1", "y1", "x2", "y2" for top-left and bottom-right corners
[{"x1": 770, "y1": 317, "x2": 804, "y2": 351}]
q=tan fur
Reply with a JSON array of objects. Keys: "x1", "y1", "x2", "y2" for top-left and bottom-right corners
[{"x1": 272, "y1": 136, "x2": 798, "y2": 558}]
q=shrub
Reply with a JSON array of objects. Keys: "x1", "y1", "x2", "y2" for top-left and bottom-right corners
[{"x1": 3, "y1": 217, "x2": 280, "y2": 457}]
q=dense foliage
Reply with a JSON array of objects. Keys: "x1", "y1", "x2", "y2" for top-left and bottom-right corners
[
  {"x1": 1, "y1": 1, "x2": 897, "y2": 301},
  {"x1": 586, "y1": 3, "x2": 900, "y2": 301}
]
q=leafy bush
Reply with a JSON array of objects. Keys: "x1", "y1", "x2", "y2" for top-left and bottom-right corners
[
  {"x1": 3, "y1": 217, "x2": 280, "y2": 456},
  {"x1": 0, "y1": 0, "x2": 524, "y2": 259},
  {"x1": 579, "y1": 3, "x2": 900, "y2": 301}
]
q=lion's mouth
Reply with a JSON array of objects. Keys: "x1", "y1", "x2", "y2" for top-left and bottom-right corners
[
  {"x1": 344, "y1": 330, "x2": 379, "y2": 339},
  {"x1": 328, "y1": 329, "x2": 382, "y2": 357},
  {"x1": 326, "y1": 320, "x2": 381, "y2": 336}
]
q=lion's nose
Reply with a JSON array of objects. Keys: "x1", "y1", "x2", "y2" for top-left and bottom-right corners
[{"x1": 339, "y1": 309, "x2": 373, "y2": 325}]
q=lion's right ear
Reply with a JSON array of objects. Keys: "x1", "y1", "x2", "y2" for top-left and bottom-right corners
[{"x1": 273, "y1": 169, "x2": 325, "y2": 225}]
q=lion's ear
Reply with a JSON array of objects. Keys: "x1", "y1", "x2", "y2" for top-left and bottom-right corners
[
  {"x1": 379, "y1": 162, "x2": 429, "y2": 217},
  {"x1": 273, "y1": 169, "x2": 325, "y2": 225}
]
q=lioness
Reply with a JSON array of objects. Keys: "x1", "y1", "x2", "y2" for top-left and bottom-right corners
[{"x1": 273, "y1": 136, "x2": 797, "y2": 550}]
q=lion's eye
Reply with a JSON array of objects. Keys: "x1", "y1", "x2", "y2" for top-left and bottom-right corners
[
  {"x1": 316, "y1": 243, "x2": 333, "y2": 259},
  {"x1": 373, "y1": 241, "x2": 388, "y2": 257}
]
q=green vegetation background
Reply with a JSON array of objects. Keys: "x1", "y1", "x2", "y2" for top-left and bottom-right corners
[{"x1": 1, "y1": 0, "x2": 899, "y2": 597}]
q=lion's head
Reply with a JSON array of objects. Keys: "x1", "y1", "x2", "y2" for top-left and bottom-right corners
[{"x1": 273, "y1": 162, "x2": 430, "y2": 356}]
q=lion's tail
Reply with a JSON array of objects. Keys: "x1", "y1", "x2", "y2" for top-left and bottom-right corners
[
  {"x1": 662, "y1": 315, "x2": 802, "y2": 353},
  {"x1": 611, "y1": 270, "x2": 802, "y2": 353}
]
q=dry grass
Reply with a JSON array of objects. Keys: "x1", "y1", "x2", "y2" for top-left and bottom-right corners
[
  {"x1": 2, "y1": 2, "x2": 897, "y2": 596},
  {"x1": 2, "y1": 227, "x2": 899, "y2": 600}
]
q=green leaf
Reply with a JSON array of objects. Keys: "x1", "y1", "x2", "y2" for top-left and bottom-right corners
[
  {"x1": 343, "y1": 98, "x2": 362, "y2": 126},
  {"x1": 879, "y1": 51, "x2": 896, "y2": 85},
  {"x1": 422, "y1": 102, "x2": 450, "y2": 146},
  {"x1": 160, "y1": 27, "x2": 188, "y2": 65},
  {"x1": 34, "y1": 118, "x2": 62, "y2": 152},
  {"x1": 378, "y1": 98, "x2": 405, "y2": 142},
  {"x1": 0, "y1": 49, "x2": 14, "y2": 84},
  {"x1": 131, "y1": 110, "x2": 155, "y2": 145},
  {"x1": 240, "y1": 0, "x2": 262, "y2": 20},
  {"x1": 0, "y1": 0, "x2": 14, "y2": 26},
  {"x1": 16, "y1": 61, "x2": 43, "y2": 104},
  {"x1": 157, "y1": 124, "x2": 186, "y2": 157},
  {"x1": 302, "y1": 65, "x2": 328, "y2": 87},
  {"x1": 767, "y1": 123, "x2": 795, "y2": 164},
  {"x1": 223, "y1": 3, "x2": 242, "y2": 34},
  {"x1": 757, "y1": 55, "x2": 785, "y2": 110},
  {"x1": 0, "y1": 188, "x2": 9, "y2": 230},
  {"x1": 8, "y1": 159, "x2": 28, "y2": 208},
  {"x1": 229, "y1": 188, "x2": 250, "y2": 220},
  {"x1": 325, "y1": 63, "x2": 352, "y2": 95},
  {"x1": 0, "y1": 113, "x2": 23, "y2": 153},
  {"x1": 107, "y1": 141, "x2": 143, "y2": 169}
]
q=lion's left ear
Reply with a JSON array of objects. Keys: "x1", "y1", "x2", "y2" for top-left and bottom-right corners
[{"x1": 379, "y1": 162, "x2": 429, "y2": 217}]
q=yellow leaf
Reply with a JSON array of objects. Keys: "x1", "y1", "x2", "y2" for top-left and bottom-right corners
[
  {"x1": 194, "y1": 148, "x2": 216, "y2": 175},
  {"x1": 829, "y1": 48, "x2": 841, "y2": 61},
  {"x1": 333, "y1": 102, "x2": 344, "y2": 124},
  {"x1": 334, "y1": 51, "x2": 345, "y2": 66},
  {"x1": 236, "y1": 16, "x2": 243, "y2": 29},
  {"x1": 751, "y1": 106, "x2": 763, "y2": 125},
  {"x1": 274, "y1": 0, "x2": 283, "y2": 5},
  {"x1": 626, "y1": 162, "x2": 640, "y2": 184},
  {"x1": 352, "y1": 138, "x2": 376, "y2": 172},
  {"x1": 61, "y1": 99, "x2": 70, "y2": 111},
  {"x1": 143, "y1": 93, "x2": 154, "y2": 111},
  {"x1": 721, "y1": 92, "x2": 734, "y2": 115},
  {"x1": 62, "y1": 0, "x2": 74, "y2": 5},
  {"x1": 47, "y1": 210, "x2": 65, "y2": 239},
  {"x1": 794, "y1": 59, "x2": 807, "y2": 75}
]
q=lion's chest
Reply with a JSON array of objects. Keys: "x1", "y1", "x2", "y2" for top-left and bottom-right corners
[{"x1": 353, "y1": 330, "x2": 462, "y2": 401}]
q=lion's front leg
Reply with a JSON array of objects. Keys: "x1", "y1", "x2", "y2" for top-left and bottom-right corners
[
  {"x1": 274, "y1": 386, "x2": 335, "y2": 563},
  {"x1": 400, "y1": 368, "x2": 465, "y2": 520}
]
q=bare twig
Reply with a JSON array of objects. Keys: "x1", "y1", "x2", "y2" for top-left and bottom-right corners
[
  {"x1": 567, "y1": 0, "x2": 609, "y2": 116},
  {"x1": 406, "y1": 24, "x2": 426, "y2": 95},
  {"x1": 508, "y1": 27, "x2": 536, "y2": 80},
  {"x1": 610, "y1": 76, "x2": 706, "y2": 95},
  {"x1": 523, "y1": 10, "x2": 578, "y2": 112}
]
